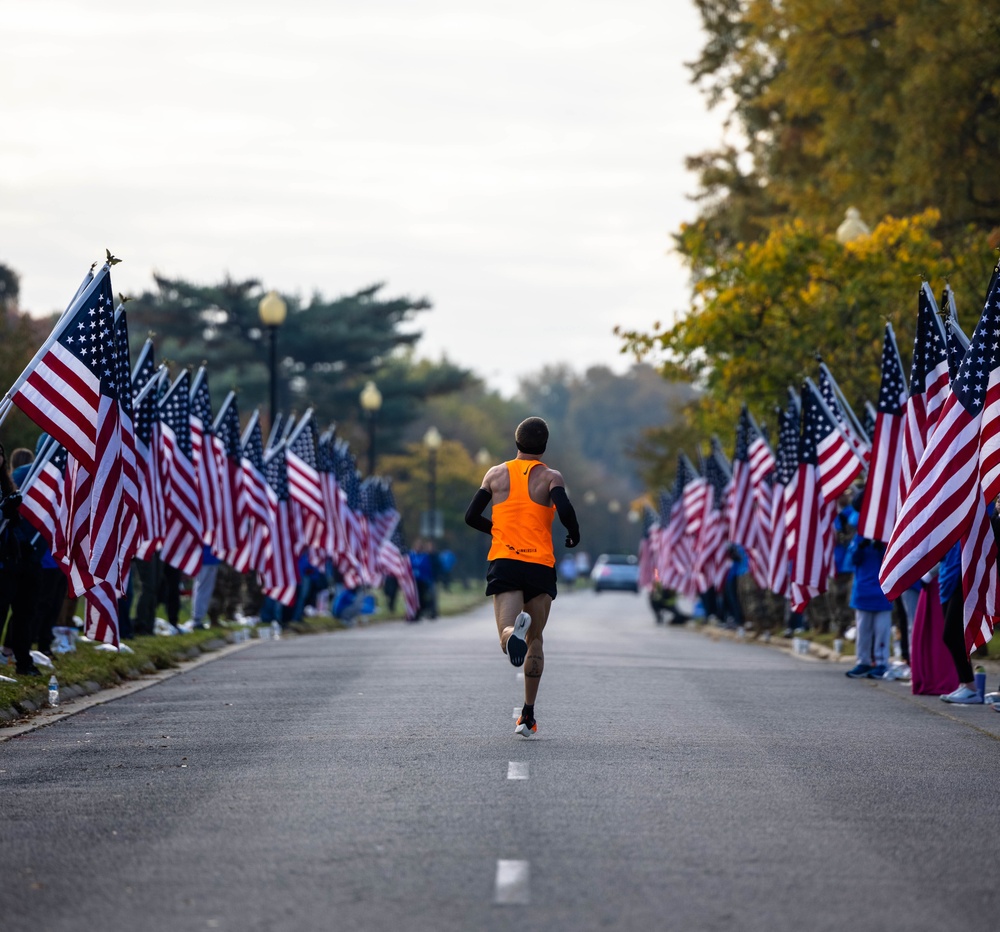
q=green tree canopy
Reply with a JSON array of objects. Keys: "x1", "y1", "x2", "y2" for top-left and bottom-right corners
[
  {"x1": 620, "y1": 211, "x2": 995, "y2": 456},
  {"x1": 126, "y1": 274, "x2": 472, "y2": 448},
  {"x1": 683, "y1": 0, "x2": 1000, "y2": 272}
]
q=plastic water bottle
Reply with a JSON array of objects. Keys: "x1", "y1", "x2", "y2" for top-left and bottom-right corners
[
  {"x1": 271, "y1": 620, "x2": 281, "y2": 640},
  {"x1": 48, "y1": 674, "x2": 59, "y2": 708}
]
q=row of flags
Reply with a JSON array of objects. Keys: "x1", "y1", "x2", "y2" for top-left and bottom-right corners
[
  {"x1": 1, "y1": 262, "x2": 420, "y2": 647},
  {"x1": 639, "y1": 266, "x2": 1000, "y2": 654}
]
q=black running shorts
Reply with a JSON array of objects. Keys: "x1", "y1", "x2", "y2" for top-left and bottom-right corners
[{"x1": 485, "y1": 558, "x2": 558, "y2": 602}]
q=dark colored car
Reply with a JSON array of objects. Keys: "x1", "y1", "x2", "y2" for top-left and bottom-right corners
[{"x1": 590, "y1": 553, "x2": 640, "y2": 593}]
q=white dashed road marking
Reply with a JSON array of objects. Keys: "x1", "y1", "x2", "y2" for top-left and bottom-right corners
[
  {"x1": 513, "y1": 706, "x2": 521, "y2": 720},
  {"x1": 507, "y1": 761, "x2": 528, "y2": 780},
  {"x1": 494, "y1": 859, "x2": 530, "y2": 905}
]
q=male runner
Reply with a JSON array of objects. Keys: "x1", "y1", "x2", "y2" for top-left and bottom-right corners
[{"x1": 464, "y1": 417, "x2": 580, "y2": 737}]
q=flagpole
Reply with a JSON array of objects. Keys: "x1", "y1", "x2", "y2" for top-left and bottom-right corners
[
  {"x1": 133, "y1": 366, "x2": 167, "y2": 407},
  {"x1": 710, "y1": 436, "x2": 732, "y2": 480},
  {"x1": 0, "y1": 264, "x2": 109, "y2": 416},
  {"x1": 805, "y1": 376, "x2": 869, "y2": 479},
  {"x1": 744, "y1": 408, "x2": 776, "y2": 459},
  {"x1": 241, "y1": 409, "x2": 261, "y2": 450},
  {"x1": 211, "y1": 390, "x2": 236, "y2": 433},
  {"x1": 884, "y1": 323, "x2": 909, "y2": 394},
  {"x1": 265, "y1": 413, "x2": 283, "y2": 451},
  {"x1": 864, "y1": 400, "x2": 878, "y2": 427},
  {"x1": 818, "y1": 362, "x2": 872, "y2": 449}
]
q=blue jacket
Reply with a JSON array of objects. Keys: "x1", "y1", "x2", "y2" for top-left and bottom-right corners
[
  {"x1": 847, "y1": 535, "x2": 892, "y2": 612},
  {"x1": 938, "y1": 541, "x2": 962, "y2": 605},
  {"x1": 833, "y1": 506, "x2": 859, "y2": 574}
]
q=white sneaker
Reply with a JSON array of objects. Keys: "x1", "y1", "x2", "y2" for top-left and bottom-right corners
[
  {"x1": 506, "y1": 612, "x2": 531, "y2": 667},
  {"x1": 941, "y1": 685, "x2": 983, "y2": 704}
]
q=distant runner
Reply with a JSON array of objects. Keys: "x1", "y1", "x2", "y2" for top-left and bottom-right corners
[{"x1": 464, "y1": 417, "x2": 581, "y2": 737}]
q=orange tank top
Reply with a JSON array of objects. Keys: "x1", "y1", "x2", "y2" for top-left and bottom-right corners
[{"x1": 487, "y1": 460, "x2": 556, "y2": 566}]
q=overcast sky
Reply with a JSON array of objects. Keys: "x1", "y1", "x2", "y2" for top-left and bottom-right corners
[{"x1": 3, "y1": 1, "x2": 720, "y2": 397}]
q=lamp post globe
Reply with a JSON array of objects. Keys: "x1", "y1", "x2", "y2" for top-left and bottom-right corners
[
  {"x1": 258, "y1": 291, "x2": 287, "y2": 430},
  {"x1": 423, "y1": 426, "x2": 443, "y2": 539},
  {"x1": 836, "y1": 207, "x2": 870, "y2": 244},
  {"x1": 359, "y1": 380, "x2": 383, "y2": 476}
]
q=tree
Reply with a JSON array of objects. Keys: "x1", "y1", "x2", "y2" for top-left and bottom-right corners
[
  {"x1": 126, "y1": 274, "x2": 472, "y2": 448},
  {"x1": 619, "y1": 210, "x2": 995, "y2": 458},
  {"x1": 681, "y1": 0, "x2": 1000, "y2": 274}
]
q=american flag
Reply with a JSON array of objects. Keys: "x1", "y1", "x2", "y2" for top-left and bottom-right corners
[
  {"x1": 788, "y1": 383, "x2": 836, "y2": 612},
  {"x1": 18, "y1": 438, "x2": 68, "y2": 549},
  {"x1": 189, "y1": 368, "x2": 222, "y2": 549},
  {"x1": 697, "y1": 442, "x2": 732, "y2": 591},
  {"x1": 678, "y1": 453, "x2": 709, "y2": 537},
  {"x1": 112, "y1": 306, "x2": 139, "y2": 590},
  {"x1": 84, "y1": 580, "x2": 121, "y2": 646},
  {"x1": 211, "y1": 392, "x2": 243, "y2": 564},
  {"x1": 261, "y1": 440, "x2": 300, "y2": 606},
  {"x1": 334, "y1": 442, "x2": 366, "y2": 588},
  {"x1": 637, "y1": 505, "x2": 658, "y2": 590},
  {"x1": 881, "y1": 266, "x2": 1000, "y2": 650},
  {"x1": 767, "y1": 397, "x2": 800, "y2": 596},
  {"x1": 8, "y1": 264, "x2": 116, "y2": 472},
  {"x1": 745, "y1": 408, "x2": 777, "y2": 588},
  {"x1": 819, "y1": 363, "x2": 871, "y2": 466},
  {"x1": 945, "y1": 316, "x2": 970, "y2": 384},
  {"x1": 898, "y1": 282, "x2": 950, "y2": 505},
  {"x1": 158, "y1": 371, "x2": 203, "y2": 576},
  {"x1": 857, "y1": 323, "x2": 907, "y2": 542},
  {"x1": 132, "y1": 342, "x2": 165, "y2": 561},
  {"x1": 34, "y1": 273, "x2": 129, "y2": 628},
  {"x1": 660, "y1": 465, "x2": 698, "y2": 597},
  {"x1": 317, "y1": 430, "x2": 348, "y2": 564},
  {"x1": 379, "y1": 525, "x2": 421, "y2": 620},
  {"x1": 728, "y1": 409, "x2": 757, "y2": 550},
  {"x1": 285, "y1": 410, "x2": 326, "y2": 552},
  {"x1": 234, "y1": 413, "x2": 273, "y2": 575},
  {"x1": 805, "y1": 376, "x2": 864, "y2": 503}
]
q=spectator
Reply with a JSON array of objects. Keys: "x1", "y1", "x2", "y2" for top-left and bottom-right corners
[
  {"x1": 11, "y1": 443, "x2": 66, "y2": 655},
  {"x1": 558, "y1": 553, "x2": 578, "y2": 588},
  {"x1": 190, "y1": 545, "x2": 222, "y2": 629},
  {"x1": 132, "y1": 552, "x2": 163, "y2": 636},
  {"x1": 937, "y1": 541, "x2": 981, "y2": 703},
  {"x1": 437, "y1": 548, "x2": 456, "y2": 591},
  {"x1": 0, "y1": 442, "x2": 38, "y2": 675},
  {"x1": 828, "y1": 489, "x2": 859, "y2": 636},
  {"x1": 410, "y1": 539, "x2": 438, "y2": 619},
  {"x1": 844, "y1": 536, "x2": 893, "y2": 679},
  {"x1": 722, "y1": 543, "x2": 747, "y2": 628}
]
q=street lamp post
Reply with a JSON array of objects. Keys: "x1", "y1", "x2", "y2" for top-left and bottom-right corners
[
  {"x1": 258, "y1": 291, "x2": 287, "y2": 430},
  {"x1": 608, "y1": 499, "x2": 621, "y2": 552},
  {"x1": 359, "y1": 380, "x2": 383, "y2": 476},
  {"x1": 423, "y1": 425, "x2": 442, "y2": 539}
]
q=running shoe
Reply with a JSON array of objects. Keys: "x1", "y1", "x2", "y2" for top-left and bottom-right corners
[
  {"x1": 514, "y1": 714, "x2": 537, "y2": 737},
  {"x1": 506, "y1": 612, "x2": 531, "y2": 667},
  {"x1": 940, "y1": 685, "x2": 983, "y2": 704}
]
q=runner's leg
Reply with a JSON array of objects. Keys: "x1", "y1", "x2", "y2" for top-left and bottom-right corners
[
  {"x1": 522, "y1": 593, "x2": 551, "y2": 705},
  {"x1": 494, "y1": 590, "x2": 525, "y2": 654}
]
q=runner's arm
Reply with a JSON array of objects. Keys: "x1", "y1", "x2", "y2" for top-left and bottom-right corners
[
  {"x1": 550, "y1": 486, "x2": 580, "y2": 548},
  {"x1": 464, "y1": 487, "x2": 493, "y2": 535}
]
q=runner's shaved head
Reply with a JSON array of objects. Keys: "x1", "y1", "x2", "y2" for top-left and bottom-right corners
[{"x1": 515, "y1": 417, "x2": 548, "y2": 455}]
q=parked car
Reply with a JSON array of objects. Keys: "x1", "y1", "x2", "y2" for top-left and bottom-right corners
[{"x1": 590, "y1": 553, "x2": 640, "y2": 593}]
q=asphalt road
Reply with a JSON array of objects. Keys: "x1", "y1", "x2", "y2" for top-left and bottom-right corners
[{"x1": 3, "y1": 589, "x2": 1000, "y2": 932}]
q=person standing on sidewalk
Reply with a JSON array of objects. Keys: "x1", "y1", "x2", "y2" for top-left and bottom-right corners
[{"x1": 464, "y1": 417, "x2": 580, "y2": 737}]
